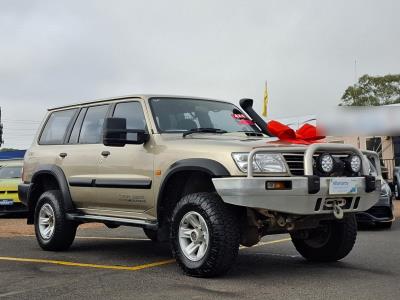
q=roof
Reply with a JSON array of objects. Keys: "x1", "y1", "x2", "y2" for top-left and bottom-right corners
[{"x1": 49, "y1": 94, "x2": 231, "y2": 111}]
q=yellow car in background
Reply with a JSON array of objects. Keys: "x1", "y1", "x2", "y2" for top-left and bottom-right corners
[{"x1": 0, "y1": 161, "x2": 26, "y2": 213}]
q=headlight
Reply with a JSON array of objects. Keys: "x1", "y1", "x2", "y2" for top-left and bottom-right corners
[
  {"x1": 381, "y1": 181, "x2": 391, "y2": 197},
  {"x1": 318, "y1": 153, "x2": 334, "y2": 173},
  {"x1": 232, "y1": 153, "x2": 287, "y2": 173},
  {"x1": 349, "y1": 155, "x2": 362, "y2": 173}
]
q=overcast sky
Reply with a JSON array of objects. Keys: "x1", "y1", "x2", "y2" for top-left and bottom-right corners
[{"x1": 1, "y1": 0, "x2": 399, "y2": 149}]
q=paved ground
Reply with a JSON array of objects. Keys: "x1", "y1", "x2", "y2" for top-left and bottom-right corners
[{"x1": 0, "y1": 204, "x2": 399, "y2": 300}]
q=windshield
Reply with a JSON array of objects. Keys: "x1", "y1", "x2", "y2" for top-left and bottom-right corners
[
  {"x1": 149, "y1": 98, "x2": 260, "y2": 133},
  {"x1": 0, "y1": 166, "x2": 22, "y2": 179}
]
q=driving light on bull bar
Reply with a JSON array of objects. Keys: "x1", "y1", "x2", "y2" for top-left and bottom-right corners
[
  {"x1": 232, "y1": 153, "x2": 287, "y2": 173},
  {"x1": 318, "y1": 153, "x2": 334, "y2": 174},
  {"x1": 349, "y1": 154, "x2": 362, "y2": 173}
]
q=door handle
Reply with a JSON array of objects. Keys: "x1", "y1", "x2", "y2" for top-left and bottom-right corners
[
  {"x1": 101, "y1": 151, "x2": 110, "y2": 157},
  {"x1": 59, "y1": 152, "x2": 67, "y2": 158}
]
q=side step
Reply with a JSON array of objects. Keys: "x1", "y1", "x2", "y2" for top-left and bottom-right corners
[{"x1": 66, "y1": 213, "x2": 158, "y2": 230}]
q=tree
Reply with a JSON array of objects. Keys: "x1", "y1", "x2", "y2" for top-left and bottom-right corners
[
  {"x1": 340, "y1": 74, "x2": 400, "y2": 106},
  {"x1": 0, "y1": 148, "x2": 20, "y2": 152}
]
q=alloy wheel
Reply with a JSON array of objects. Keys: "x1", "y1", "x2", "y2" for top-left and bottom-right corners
[{"x1": 178, "y1": 211, "x2": 209, "y2": 262}]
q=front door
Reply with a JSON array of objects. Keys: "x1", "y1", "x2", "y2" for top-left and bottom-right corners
[{"x1": 95, "y1": 100, "x2": 154, "y2": 219}]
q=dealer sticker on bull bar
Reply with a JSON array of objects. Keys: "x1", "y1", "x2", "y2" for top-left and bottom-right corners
[{"x1": 329, "y1": 178, "x2": 358, "y2": 195}]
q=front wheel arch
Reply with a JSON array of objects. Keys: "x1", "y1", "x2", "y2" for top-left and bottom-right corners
[{"x1": 156, "y1": 159, "x2": 230, "y2": 226}]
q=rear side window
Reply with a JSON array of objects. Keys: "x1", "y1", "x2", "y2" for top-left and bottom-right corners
[
  {"x1": 68, "y1": 108, "x2": 86, "y2": 144},
  {"x1": 113, "y1": 102, "x2": 147, "y2": 138},
  {"x1": 79, "y1": 105, "x2": 109, "y2": 144},
  {"x1": 39, "y1": 109, "x2": 77, "y2": 145}
]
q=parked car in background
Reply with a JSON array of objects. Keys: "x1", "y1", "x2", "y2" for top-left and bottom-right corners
[
  {"x1": 0, "y1": 161, "x2": 26, "y2": 214},
  {"x1": 393, "y1": 166, "x2": 400, "y2": 200},
  {"x1": 356, "y1": 152, "x2": 394, "y2": 229}
]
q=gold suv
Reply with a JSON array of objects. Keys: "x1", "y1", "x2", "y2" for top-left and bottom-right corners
[{"x1": 19, "y1": 95, "x2": 380, "y2": 277}]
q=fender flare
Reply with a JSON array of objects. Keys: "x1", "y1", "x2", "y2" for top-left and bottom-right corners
[
  {"x1": 156, "y1": 158, "x2": 230, "y2": 221},
  {"x1": 30, "y1": 164, "x2": 74, "y2": 212}
]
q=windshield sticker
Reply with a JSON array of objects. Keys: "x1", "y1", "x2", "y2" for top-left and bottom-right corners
[
  {"x1": 239, "y1": 119, "x2": 255, "y2": 125},
  {"x1": 231, "y1": 114, "x2": 255, "y2": 125}
]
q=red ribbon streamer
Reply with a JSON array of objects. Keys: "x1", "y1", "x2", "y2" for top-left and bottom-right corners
[{"x1": 267, "y1": 120, "x2": 325, "y2": 144}]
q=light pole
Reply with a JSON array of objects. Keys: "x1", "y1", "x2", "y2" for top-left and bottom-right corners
[{"x1": 0, "y1": 107, "x2": 3, "y2": 147}]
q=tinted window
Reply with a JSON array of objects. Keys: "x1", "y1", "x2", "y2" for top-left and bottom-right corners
[
  {"x1": 149, "y1": 98, "x2": 259, "y2": 133},
  {"x1": 40, "y1": 109, "x2": 77, "y2": 144},
  {"x1": 68, "y1": 108, "x2": 86, "y2": 144},
  {"x1": 113, "y1": 102, "x2": 147, "y2": 139},
  {"x1": 79, "y1": 105, "x2": 109, "y2": 144},
  {"x1": 0, "y1": 166, "x2": 22, "y2": 179}
]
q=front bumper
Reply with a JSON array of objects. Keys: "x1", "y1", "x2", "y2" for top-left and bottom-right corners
[
  {"x1": 212, "y1": 176, "x2": 381, "y2": 215},
  {"x1": 356, "y1": 208, "x2": 394, "y2": 223},
  {"x1": 0, "y1": 202, "x2": 27, "y2": 213},
  {"x1": 356, "y1": 194, "x2": 394, "y2": 223}
]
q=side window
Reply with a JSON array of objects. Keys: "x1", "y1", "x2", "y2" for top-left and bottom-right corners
[
  {"x1": 113, "y1": 102, "x2": 147, "y2": 139},
  {"x1": 39, "y1": 109, "x2": 77, "y2": 145},
  {"x1": 79, "y1": 105, "x2": 109, "y2": 144},
  {"x1": 68, "y1": 108, "x2": 86, "y2": 144}
]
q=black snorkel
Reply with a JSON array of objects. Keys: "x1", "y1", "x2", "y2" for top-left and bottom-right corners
[{"x1": 239, "y1": 98, "x2": 271, "y2": 136}]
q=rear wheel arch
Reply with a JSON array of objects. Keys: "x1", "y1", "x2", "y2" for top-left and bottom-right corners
[{"x1": 27, "y1": 165, "x2": 73, "y2": 224}]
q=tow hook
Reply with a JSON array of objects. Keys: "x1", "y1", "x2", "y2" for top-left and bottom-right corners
[
  {"x1": 333, "y1": 202, "x2": 344, "y2": 219},
  {"x1": 325, "y1": 199, "x2": 345, "y2": 220}
]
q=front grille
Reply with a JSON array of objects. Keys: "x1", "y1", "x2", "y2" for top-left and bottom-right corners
[
  {"x1": 283, "y1": 153, "x2": 305, "y2": 176},
  {"x1": 283, "y1": 152, "x2": 357, "y2": 177},
  {"x1": 0, "y1": 190, "x2": 17, "y2": 195}
]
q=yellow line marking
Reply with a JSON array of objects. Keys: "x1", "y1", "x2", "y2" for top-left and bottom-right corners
[
  {"x1": 0, "y1": 256, "x2": 175, "y2": 271},
  {"x1": 0, "y1": 237, "x2": 291, "y2": 272},
  {"x1": 18, "y1": 234, "x2": 291, "y2": 245},
  {"x1": 21, "y1": 235, "x2": 150, "y2": 241}
]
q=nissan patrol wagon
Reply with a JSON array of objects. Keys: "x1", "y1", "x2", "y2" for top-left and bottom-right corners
[{"x1": 19, "y1": 95, "x2": 380, "y2": 277}]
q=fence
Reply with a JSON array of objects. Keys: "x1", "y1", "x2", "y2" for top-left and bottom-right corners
[{"x1": 382, "y1": 159, "x2": 396, "y2": 181}]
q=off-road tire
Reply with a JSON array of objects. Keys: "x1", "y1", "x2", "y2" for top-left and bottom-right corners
[
  {"x1": 34, "y1": 190, "x2": 77, "y2": 251},
  {"x1": 143, "y1": 228, "x2": 159, "y2": 242},
  {"x1": 170, "y1": 192, "x2": 240, "y2": 277},
  {"x1": 375, "y1": 221, "x2": 392, "y2": 229},
  {"x1": 291, "y1": 214, "x2": 357, "y2": 262}
]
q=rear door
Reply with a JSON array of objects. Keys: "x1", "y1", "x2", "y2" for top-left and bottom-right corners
[{"x1": 60, "y1": 104, "x2": 111, "y2": 209}]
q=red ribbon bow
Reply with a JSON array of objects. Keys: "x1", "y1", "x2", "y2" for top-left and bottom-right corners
[{"x1": 267, "y1": 120, "x2": 325, "y2": 145}]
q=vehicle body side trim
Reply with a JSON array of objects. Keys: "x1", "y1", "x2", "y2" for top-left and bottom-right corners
[
  {"x1": 95, "y1": 179, "x2": 152, "y2": 189},
  {"x1": 68, "y1": 178, "x2": 152, "y2": 189},
  {"x1": 69, "y1": 178, "x2": 94, "y2": 187}
]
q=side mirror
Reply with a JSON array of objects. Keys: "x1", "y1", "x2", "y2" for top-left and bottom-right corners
[{"x1": 103, "y1": 118, "x2": 149, "y2": 147}]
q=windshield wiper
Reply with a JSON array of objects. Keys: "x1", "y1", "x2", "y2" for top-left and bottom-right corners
[{"x1": 183, "y1": 128, "x2": 227, "y2": 137}]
